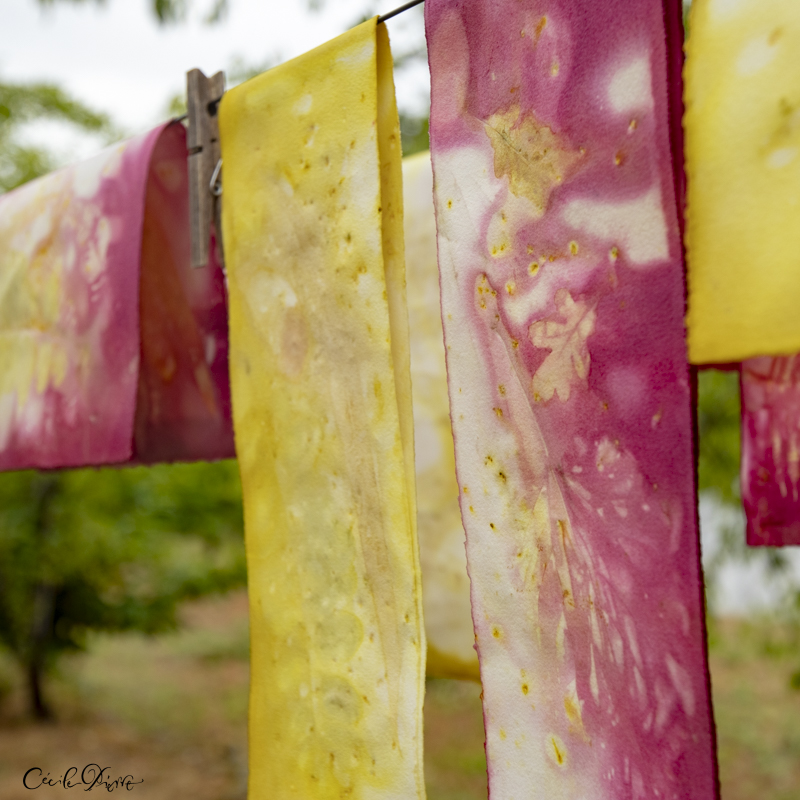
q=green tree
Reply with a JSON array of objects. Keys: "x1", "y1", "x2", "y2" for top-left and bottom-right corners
[
  {"x1": 0, "y1": 80, "x2": 113, "y2": 193},
  {"x1": 697, "y1": 369, "x2": 741, "y2": 504},
  {"x1": 0, "y1": 462, "x2": 245, "y2": 720},
  {"x1": 37, "y1": 0, "x2": 197, "y2": 24}
]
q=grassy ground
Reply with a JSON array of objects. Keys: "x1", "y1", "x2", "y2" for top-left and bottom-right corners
[
  {"x1": 1, "y1": 593, "x2": 799, "y2": 799},
  {"x1": 708, "y1": 617, "x2": 800, "y2": 800},
  {"x1": 0, "y1": 593, "x2": 250, "y2": 800}
]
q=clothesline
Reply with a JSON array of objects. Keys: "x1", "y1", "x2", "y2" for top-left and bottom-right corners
[{"x1": 377, "y1": 0, "x2": 425, "y2": 23}]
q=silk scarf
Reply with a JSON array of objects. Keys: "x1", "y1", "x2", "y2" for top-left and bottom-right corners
[
  {"x1": 426, "y1": 0, "x2": 718, "y2": 796},
  {"x1": 686, "y1": 0, "x2": 800, "y2": 546},
  {"x1": 685, "y1": 0, "x2": 800, "y2": 364},
  {"x1": 220, "y1": 19, "x2": 425, "y2": 800}
]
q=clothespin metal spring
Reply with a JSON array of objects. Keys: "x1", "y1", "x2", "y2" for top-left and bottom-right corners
[{"x1": 210, "y1": 158, "x2": 223, "y2": 198}]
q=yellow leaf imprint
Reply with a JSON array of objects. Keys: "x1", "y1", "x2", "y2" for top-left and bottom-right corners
[
  {"x1": 483, "y1": 105, "x2": 583, "y2": 212},
  {"x1": 529, "y1": 289, "x2": 596, "y2": 402}
]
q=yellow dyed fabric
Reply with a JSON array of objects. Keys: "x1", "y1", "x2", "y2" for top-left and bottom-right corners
[
  {"x1": 219, "y1": 19, "x2": 426, "y2": 800},
  {"x1": 685, "y1": 0, "x2": 800, "y2": 364},
  {"x1": 403, "y1": 152, "x2": 478, "y2": 681}
]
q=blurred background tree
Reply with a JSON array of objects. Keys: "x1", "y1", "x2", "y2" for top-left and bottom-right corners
[
  {"x1": 0, "y1": 463, "x2": 245, "y2": 720},
  {"x1": 0, "y1": 81, "x2": 113, "y2": 192}
]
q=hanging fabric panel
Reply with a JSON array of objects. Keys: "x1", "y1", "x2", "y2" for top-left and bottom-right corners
[
  {"x1": 0, "y1": 123, "x2": 234, "y2": 470},
  {"x1": 684, "y1": 0, "x2": 800, "y2": 365},
  {"x1": 741, "y1": 356, "x2": 800, "y2": 546},
  {"x1": 0, "y1": 129, "x2": 160, "y2": 469},
  {"x1": 403, "y1": 151, "x2": 478, "y2": 680},
  {"x1": 220, "y1": 19, "x2": 425, "y2": 800},
  {"x1": 425, "y1": 0, "x2": 718, "y2": 797},
  {"x1": 133, "y1": 123, "x2": 234, "y2": 464}
]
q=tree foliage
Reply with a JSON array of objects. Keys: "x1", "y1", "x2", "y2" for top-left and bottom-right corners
[
  {"x1": 0, "y1": 81, "x2": 112, "y2": 192},
  {"x1": 697, "y1": 369, "x2": 741, "y2": 504},
  {"x1": 0, "y1": 462, "x2": 245, "y2": 718},
  {"x1": 36, "y1": 0, "x2": 227, "y2": 24}
]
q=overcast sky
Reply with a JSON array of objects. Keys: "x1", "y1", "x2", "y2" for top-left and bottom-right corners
[{"x1": 2, "y1": 0, "x2": 429, "y2": 160}]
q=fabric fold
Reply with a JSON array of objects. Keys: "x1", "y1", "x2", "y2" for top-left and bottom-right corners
[
  {"x1": 403, "y1": 151, "x2": 478, "y2": 680},
  {"x1": 0, "y1": 129, "x2": 159, "y2": 469},
  {"x1": 220, "y1": 18, "x2": 426, "y2": 800},
  {"x1": 425, "y1": 0, "x2": 718, "y2": 797},
  {"x1": 0, "y1": 123, "x2": 234, "y2": 471},
  {"x1": 133, "y1": 124, "x2": 234, "y2": 464}
]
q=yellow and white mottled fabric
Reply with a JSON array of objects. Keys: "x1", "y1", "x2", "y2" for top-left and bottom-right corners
[
  {"x1": 219, "y1": 19, "x2": 425, "y2": 800},
  {"x1": 685, "y1": 0, "x2": 800, "y2": 364},
  {"x1": 403, "y1": 152, "x2": 478, "y2": 681}
]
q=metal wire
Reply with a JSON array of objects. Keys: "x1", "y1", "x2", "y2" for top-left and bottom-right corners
[{"x1": 378, "y1": 0, "x2": 424, "y2": 24}]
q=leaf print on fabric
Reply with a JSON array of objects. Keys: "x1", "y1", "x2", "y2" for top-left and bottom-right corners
[
  {"x1": 484, "y1": 106, "x2": 582, "y2": 212},
  {"x1": 0, "y1": 131, "x2": 160, "y2": 469},
  {"x1": 426, "y1": 0, "x2": 717, "y2": 798},
  {"x1": 468, "y1": 261, "x2": 706, "y2": 798},
  {"x1": 529, "y1": 289, "x2": 596, "y2": 403}
]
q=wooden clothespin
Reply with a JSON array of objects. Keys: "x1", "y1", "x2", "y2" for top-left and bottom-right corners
[{"x1": 187, "y1": 68, "x2": 226, "y2": 269}]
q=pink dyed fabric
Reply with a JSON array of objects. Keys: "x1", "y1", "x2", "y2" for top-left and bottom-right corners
[
  {"x1": 0, "y1": 129, "x2": 161, "y2": 469},
  {"x1": 742, "y1": 356, "x2": 800, "y2": 547},
  {"x1": 0, "y1": 123, "x2": 233, "y2": 471},
  {"x1": 133, "y1": 124, "x2": 234, "y2": 464},
  {"x1": 426, "y1": 1, "x2": 718, "y2": 798}
]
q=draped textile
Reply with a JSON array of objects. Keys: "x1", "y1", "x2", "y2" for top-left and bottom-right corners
[
  {"x1": 685, "y1": 0, "x2": 800, "y2": 545},
  {"x1": 425, "y1": 1, "x2": 718, "y2": 797},
  {"x1": 220, "y1": 19, "x2": 425, "y2": 800},
  {"x1": 742, "y1": 356, "x2": 800, "y2": 546},
  {"x1": 0, "y1": 122, "x2": 233, "y2": 470},
  {"x1": 685, "y1": 0, "x2": 800, "y2": 365}
]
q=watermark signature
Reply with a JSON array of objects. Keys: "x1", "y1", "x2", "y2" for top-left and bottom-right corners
[{"x1": 23, "y1": 764, "x2": 144, "y2": 792}]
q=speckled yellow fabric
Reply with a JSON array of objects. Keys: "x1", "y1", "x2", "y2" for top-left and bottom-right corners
[
  {"x1": 219, "y1": 19, "x2": 425, "y2": 800},
  {"x1": 685, "y1": 0, "x2": 800, "y2": 364}
]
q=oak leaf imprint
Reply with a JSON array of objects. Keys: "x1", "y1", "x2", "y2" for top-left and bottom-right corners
[
  {"x1": 530, "y1": 289, "x2": 596, "y2": 402},
  {"x1": 483, "y1": 106, "x2": 582, "y2": 212}
]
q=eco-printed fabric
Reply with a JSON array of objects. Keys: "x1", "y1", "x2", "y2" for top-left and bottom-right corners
[
  {"x1": 403, "y1": 151, "x2": 478, "y2": 680},
  {"x1": 425, "y1": 1, "x2": 718, "y2": 798},
  {"x1": 0, "y1": 124, "x2": 234, "y2": 471},
  {"x1": 0, "y1": 129, "x2": 160, "y2": 469},
  {"x1": 219, "y1": 20, "x2": 425, "y2": 800},
  {"x1": 741, "y1": 357, "x2": 800, "y2": 546},
  {"x1": 685, "y1": 0, "x2": 800, "y2": 364},
  {"x1": 133, "y1": 123, "x2": 234, "y2": 464}
]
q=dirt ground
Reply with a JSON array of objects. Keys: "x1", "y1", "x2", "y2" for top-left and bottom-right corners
[{"x1": 1, "y1": 593, "x2": 799, "y2": 800}]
